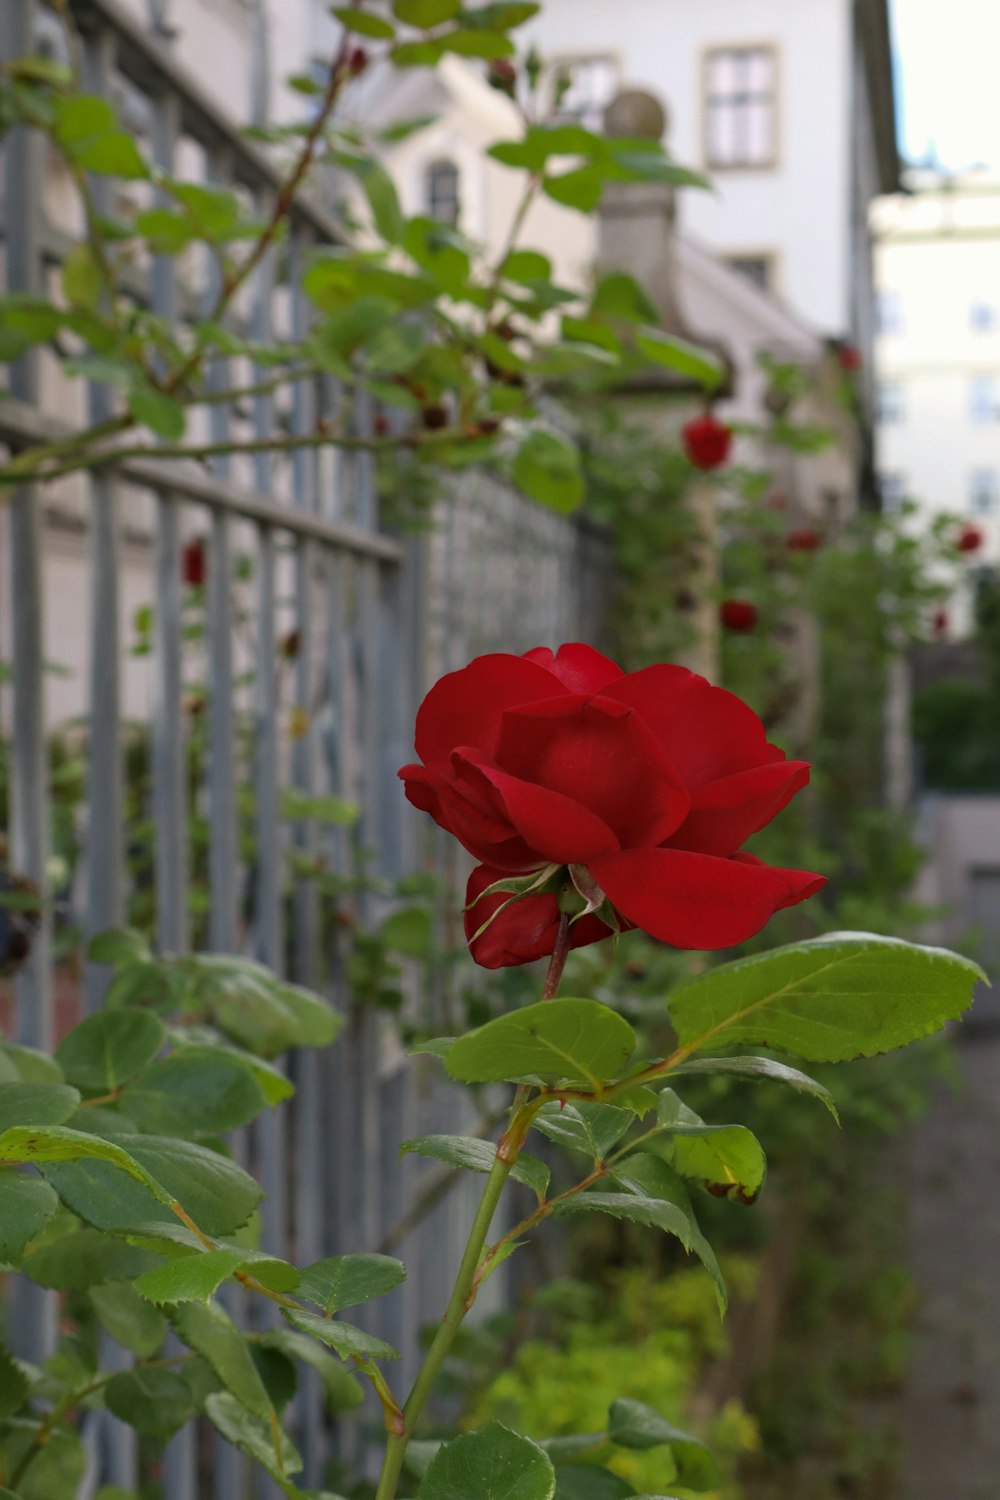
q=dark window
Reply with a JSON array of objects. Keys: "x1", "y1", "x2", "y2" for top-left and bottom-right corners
[
  {"x1": 705, "y1": 46, "x2": 777, "y2": 168},
  {"x1": 725, "y1": 255, "x2": 773, "y2": 292},
  {"x1": 425, "y1": 159, "x2": 460, "y2": 227}
]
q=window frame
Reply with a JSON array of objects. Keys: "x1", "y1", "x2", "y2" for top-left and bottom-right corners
[
  {"x1": 970, "y1": 468, "x2": 998, "y2": 515},
  {"x1": 547, "y1": 51, "x2": 622, "y2": 132},
  {"x1": 878, "y1": 471, "x2": 907, "y2": 512},
  {"x1": 723, "y1": 250, "x2": 779, "y2": 294},
  {"x1": 970, "y1": 374, "x2": 999, "y2": 426},
  {"x1": 702, "y1": 42, "x2": 780, "y2": 172},
  {"x1": 424, "y1": 157, "x2": 461, "y2": 228},
  {"x1": 876, "y1": 379, "x2": 905, "y2": 426}
]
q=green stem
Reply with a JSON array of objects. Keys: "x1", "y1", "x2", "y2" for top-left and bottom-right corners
[
  {"x1": 373, "y1": 913, "x2": 573, "y2": 1500},
  {"x1": 374, "y1": 1147, "x2": 516, "y2": 1500}
]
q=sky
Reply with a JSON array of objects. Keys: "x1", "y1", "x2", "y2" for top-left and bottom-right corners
[{"x1": 892, "y1": 0, "x2": 1000, "y2": 169}]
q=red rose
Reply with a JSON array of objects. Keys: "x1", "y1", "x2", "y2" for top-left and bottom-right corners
[
  {"x1": 182, "y1": 539, "x2": 206, "y2": 588},
  {"x1": 719, "y1": 599, "x2": 758, "y2": 633},
  {"x1": 786, "y1": 528, "x2": 822, "y2": 553},
  {"x1": 682, "y1": 414, "x2": 732, "y2": 471},
  {"x1": 957, "y1": 523, "x2": 984, "y2": 554},
  {"x1": 399, "y1": 644, "x2": 823, "y2": 967},
  {"x1": 838, "y1": 345, "x2": 862, "y2": 372}
]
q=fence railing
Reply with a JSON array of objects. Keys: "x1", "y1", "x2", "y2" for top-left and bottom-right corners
[{"x1": 0, "y1": 1, "x2": 614, "y2": 1494}]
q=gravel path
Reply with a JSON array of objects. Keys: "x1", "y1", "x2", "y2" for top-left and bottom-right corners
[{"x1": 901, "y1": 1031, "x2": 1000, "y2": 1499}]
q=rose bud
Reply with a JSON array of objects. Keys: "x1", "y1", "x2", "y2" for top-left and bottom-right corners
[
  {"x1": 422, "y1": 403, "x2": 449, "y2": 430},
  {"x1": 488, "y1": 58, "x2": 517, "y2": 96},
  {"x1": 838, "y1": 345, "x2": 862, "y2": 372},
  {"x1": 478, "y1": 416, "x2": 502, "y2": 436},
  {"x1": 933, "y1": 607, "x2": 949, "y2": 638},
  {"x1": 348, "y1": 46, "x2": 368, "y2": 75},
  {"x1": 786, "y1": 528, "x2": 822, "y2": 553},
  {"x1": 374, "y1": 413, "x2": 391, "y2": 437},
  {"x1": 682, "y1": 413, "x2": 732, "y2": 471},
  {"x1": 281, "y1": 629, "x2": 301, "y2": 659},
  {"x1": 182, "y1": 539, "x2": 206, "y2": 588},
  {"x1": 957, "y1": 523, "x2": 984, "y2": 554},
  {"x1": 719, "y1": 599, "x2": 759, "y2": 633},
  {"x1": 399, "y1": 643, "x2": 823, "y2": 967}
]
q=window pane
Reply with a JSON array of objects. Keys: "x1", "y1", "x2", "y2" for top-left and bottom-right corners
[
  {"x1": 747, "y1": 101, "x2": 773, "y2": 162},
  {"x1": 706, "y1": 46, "x2": 776, "y2": 167}
]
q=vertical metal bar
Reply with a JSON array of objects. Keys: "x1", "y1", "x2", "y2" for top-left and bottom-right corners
[
  {"x1": 2, "y1": 0, "x2": 56, "y2": 1369},
  {"x1": 152, "y1": 497, "x2": 189, "y2": 953},
  {"x1": 82, "y1": 26, "x2": 124, "y2": 1016}
]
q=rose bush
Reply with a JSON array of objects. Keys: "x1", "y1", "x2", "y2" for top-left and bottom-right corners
[{"x1": 399, "y1": 644, "x2": 824, "y2": 966}]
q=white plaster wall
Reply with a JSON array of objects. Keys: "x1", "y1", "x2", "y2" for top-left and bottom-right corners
[{"x1": 524, "y1": 0, "x2": 853, "y2": 334}]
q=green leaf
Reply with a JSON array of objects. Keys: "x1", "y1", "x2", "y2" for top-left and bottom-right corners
[
  {"x1": 135, "y1": 1247, "x2": 248, "y2": 1306},
  {"x1": 501, "y1": 250, "x2": 552, "y2": 284},
  {"x1": 87, "y1": 929, "x2": 151, "y2": 965},
  {"x1": 0, "y1": 1170, "x2": 59, "y2": 1261},
  {"x1": 25, "y1": 1226, "x2": 156, "y2": 1289},
  {"x1": 171, "y1": 1299, "x2": 273, "y2": 1419},
  {"x1": 635, "y1": 330, "x2": 724, "y2": 390},
  {"x1": 447, "y1": 999, "x2": 635, "y2": 1089},
  {"x1": 608, "y1": 1399, "x2": 717, "y2": 1490},
  {"x1": 259, "y1": 1328, "x2": 365, "y2": 1413},
  {"x1": 667, "y1": 933, "x2": 985, "y2": 1064},
  {"x1": 464, "y1": 3, "x2": 539, "y2": 29},
  {"x1": 123, "y1": 1053, "x2": 267, "y2": 1138},
  {"x1": 76, "y1": 132, "x2": 149, "y2": 179},
  {"x1": 0, "y1": 1082, "x2": 80, "y2": 1133},
  {"x1": 562, "y1": 1154, "x2": 725, "y2": 1311},
  {"x1": 654, "y1": 1091, "x2": 766, "y2": 1204},
  {"x1": 353, "y1": 157, "x2": 405, "y2": 244},
  {"x1": 192, "y1": 957, "x2": 342, "y2": 1056},
  {"x1": 543, "y1": 168, "x2": 604, "y2": 213},
  {"x1": 283, "y1": 1308, "x2": 399, "y2": 1362},
  {"x1": 533, "y1": 1102, "x2": 632, "y2": 1162},
  {"x1": 418, "y1": 1423, "x2": 555, "y2": 1500},
  {"x1": 90, "y1": 1279, "x2": 167, "y2": 1356},
  {"x1": 166, "y1": 1029, "x2": 295, "y2": 1106},
  {"x1": 402, "y1": 1135, "x2": 549, "y2": 1199},
  {"x1": 55, "y1": 1008, "x2": 165, "y2": 1093},
  {"x1": 61, "y1": 244, "x2": 104, "y2": 311},
  {"x1": 332, "y1": 5, "x2": 397, "y2": 37},
  {"x1": 0, "y1": 1042, "x2": 63, "y2": 1083},
  {"x1": 54, "y1": 93, "x2": 115, "y2": 142},
  {"x1": 280, "y1": 788, "x2": 360, "y2": 825},
  {"x1": 0, "y1": 1344, "x2": 29, "y2": 1421},
  {"x1": 512, "y1": 431, "x2": 584, "y2": 514},
  {"x1": 553, "y1": 1467, "x2": 633, "y2": 1500},
  {"x1": 590, "y1": 273, "x2": 659, "y2": 325},
  {"x1": 135, "y1": 207, "x2": 198, "y2": 254},
  {"x1": 297, "y1": 1252, "x2": 406, "y2": 1315},
  {"x1": 206, "y1": 1392, "x2": 302, "y2": 1485},
  {"x1": 128, "y1": 385, "x2": 186, "y2": 440},
  {"x1": 440, "y1": 28, "x2": 514, "y2": 58},
  {"x1": 380, "y1": 907, "x2": 434, "y2": 958},
  {"x1": 393, "y1": 0, "x2": 461, "y2": 25},
  {"x1": 34, "y1": 1131, "x2": 262, "y2": 1237},
  {"x1": 104, "y1": 1367, "x2": 197, "y2": 1440},
  {"x1": 669, "y1": 1055, "x2": 838, "y2": 1119}
]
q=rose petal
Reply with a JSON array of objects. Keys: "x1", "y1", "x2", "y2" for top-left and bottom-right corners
[
  {"x1": 495, "y1": 695, "x2": 690, "y2": 847},
  {"x1": 521, "y1": 643, "x2": 624, "y2": 693},
  {"x1": 400, "y1": 764, "x2": 542, "y2": 871},
  {"x1": 588, "y1": 847, "x2": 826, "y2": 950},
  {"x1": 667, "y1": 760, "x2": 812, "y2": 856},
  {"x1": 602, "y1": 666, "x2": 775, "y2": 784},
  {"x1": 452, "y1": 750, "x2": 621, "y2": 865},
  {"x1": 465, "y1": 864, "x2": 613, "y2": 968},
  {"x1": 413, "y1": 653, "x2": 568, "y2": 772}
]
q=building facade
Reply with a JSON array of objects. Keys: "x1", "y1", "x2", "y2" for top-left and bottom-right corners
[{"x1": 873, "y1": 169, "x2": 1000, "y2": 629}]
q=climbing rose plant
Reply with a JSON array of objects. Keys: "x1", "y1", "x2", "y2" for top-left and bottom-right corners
[
  {"x1": 0, "y1": 644, "x2": 987, "y2": 1499},
  {"x1": 399, "y1": 644, "x2": 824, "y2": 967}
]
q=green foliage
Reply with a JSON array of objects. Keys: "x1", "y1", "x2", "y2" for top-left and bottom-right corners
[
  {"x1": 418, "y1": 1423, "x2": 555, "y2": 1500},
  {"x1": 446, "y1": 999, "x2": 636, "y2": 1087}
]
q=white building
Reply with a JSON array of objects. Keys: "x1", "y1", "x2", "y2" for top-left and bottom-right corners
[
  {"x1": 873, "y1": 169, "x2": 1000, "y2": 627},
  {"x1": 521, "y1": 0, "x2": 898, "y2": 347}
]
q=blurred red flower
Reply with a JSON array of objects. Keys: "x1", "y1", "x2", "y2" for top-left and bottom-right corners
[
  {"x1": 957, "y1": 523, "x2": 984, "y2": 554},
  {"x1": 838, "y1": 345, "x2": 862, "y2": 372},
  {"x1": 786, "y1": 528, "x2": 822, "y2": 553},
  {"x1": 182, "y1": 539, "x2": 206, "y2": 588},
  {"x1": 682, "y1": 414, "x2": 732, "y2": 471},
  {"x1": 719, "y1": 599, "x2": 759, "y2": 633}
]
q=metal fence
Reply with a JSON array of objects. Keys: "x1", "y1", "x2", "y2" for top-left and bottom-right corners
[{"x1": 0, "y1": 1, "x2": 614, "y2": 1493}]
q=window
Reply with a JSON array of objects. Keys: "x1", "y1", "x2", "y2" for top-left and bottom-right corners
[
  {"x1": 971, "y1": 300, "x2": 998, "y2": 333},
  {"x1": 876, "y1": 380, "x2": 905, "y2": 425},
  {"x1": 725, "y1": 255, "x2": 774, "y2": 293},
  {"x1": 971, "y1": 469, "x2": 998, "y2": 514},
  {"x1": 876, "y1": 289, "x2": 903, "y2": 335},
  {"x1": 550, "y1": 54, "x2": 619, "y2": 131},
  {"x1": 425, "y1": 159, "x2": 460, "y2": 227},
  {"x1": 705, "y1": 46, "x2": 778, "y2": 169},
  {"x1": 970, "y1": 375, "x2": 998, "y2": 425},
  {"x1": 879, "y1": 472, "x2": 907, "y2": 512}
]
